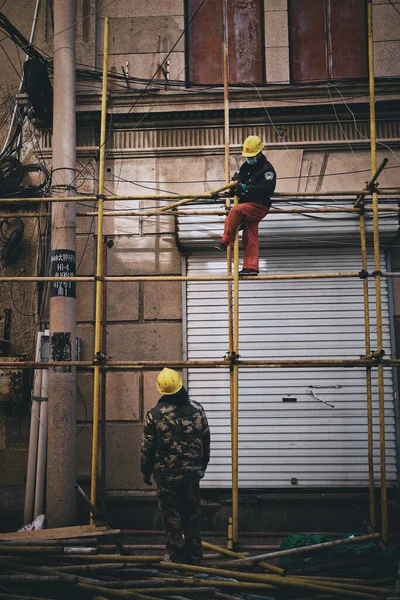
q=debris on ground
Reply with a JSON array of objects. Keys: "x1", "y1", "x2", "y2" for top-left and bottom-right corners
[{"x1": 0, "y1": 527, "x2": 398, "y2": 600}]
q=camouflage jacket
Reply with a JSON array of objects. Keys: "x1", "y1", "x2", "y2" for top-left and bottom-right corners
[{"x1": 141, "y1": 389, "x2": 210, "y2": 485}]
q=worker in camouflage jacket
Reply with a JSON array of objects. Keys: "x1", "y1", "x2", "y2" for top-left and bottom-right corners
[{"x1": 141, "y1": 368, "x2": 210, "y2": 564}]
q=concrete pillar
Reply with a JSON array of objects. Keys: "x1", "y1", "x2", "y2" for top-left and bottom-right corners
[{"x1": 46, "y1": 0, "x2": 77, "y2": 527}]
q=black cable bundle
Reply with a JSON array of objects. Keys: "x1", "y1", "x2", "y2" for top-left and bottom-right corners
[
  {"x1": 0, "y1": 217, "x2": 24, "y2": 259},
  {"x1": 23, "y1": 58, "x2": 53, "y2": 121}
]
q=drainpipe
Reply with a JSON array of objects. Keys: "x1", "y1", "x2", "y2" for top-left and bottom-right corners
[
  {"x1": 34, "y1": 331, "x2": 49, "y2": 518},
  {"x1": 46, "y1": 0, "x2": 77, "y2": 527},
  {"x1": 23, "y1": 332, "x2": 42, "y2": 524}
]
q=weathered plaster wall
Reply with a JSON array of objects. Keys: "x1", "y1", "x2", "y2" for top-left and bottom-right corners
[
  {"x1": 74, "y1": 153, "x2": 185, "y2": 492},
  {"x1": 96, "y1": 0, "x2": 185, "y2": 84},
  {"x1": 373, "y1": 0, "x2": 400, "y2": 77}
]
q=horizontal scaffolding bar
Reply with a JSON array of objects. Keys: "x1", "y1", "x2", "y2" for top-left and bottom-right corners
[
  {"x1": 2, "y1": 359, "x2": 400, "y2": 370},
  {"x1": 0, "y1": 272, "x2": 362, "y2": 283},
  {"x1": 0, "y1": 188, "x2": 399, "y2": 204},
  {"x1": 2, "y1": 206, "x2": 399, "y2": 218}
]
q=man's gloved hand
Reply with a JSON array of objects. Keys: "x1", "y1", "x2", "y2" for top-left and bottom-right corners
[
  {"x1": 236, "y1": 183, "x2": 247, "y2": 194},
  {"x1": 143, "y1": 476, "x2": 152, "y2": 486}
]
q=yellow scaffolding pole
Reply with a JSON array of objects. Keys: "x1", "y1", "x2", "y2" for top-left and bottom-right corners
[
  {"x1": 3, "y1": 357, "x2": 400, "y2": 370},
  {"x1": 90, "y1": 16, "x2": 109, "y2": 521},
  {"x1": 359, "y1": 208, "x2": 376, "y2": 527},
  {"x1": 367, "y1": 0, "x2": 387, "y2": 543},
  {"x1": 1, "y1": 188, "x2": 399, "y2": 204},
  {"x1": 354, "y1": 157, "x2": 391, "y2": 528},
  {"x1": 2, "y1": 205, "x2": 400, "y2": 219}
]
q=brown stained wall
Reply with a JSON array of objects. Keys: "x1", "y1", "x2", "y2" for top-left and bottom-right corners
[{"x1": 75, "y1": 197, "x2": 183, "y2": 491}]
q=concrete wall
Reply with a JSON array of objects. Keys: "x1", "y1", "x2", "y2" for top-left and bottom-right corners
[
  {"x1": 373, "y1": 0, "x2": 400, "y2": 77},
  {"x1": 96, "y1": 0, "x2": 185, "y2": 84}
]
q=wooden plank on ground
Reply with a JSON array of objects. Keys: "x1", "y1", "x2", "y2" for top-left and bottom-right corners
[{"x1": 0, "y1": 526, "x2": 120, "y2": 541}]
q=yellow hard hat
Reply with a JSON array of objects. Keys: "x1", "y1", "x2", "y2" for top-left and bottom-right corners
[
  {"x1": 156, "y1": 368, "x2": 183, "y2": 395},
  {"x1": 242, "y1": 135, "x2": 264, "y2": 157}
]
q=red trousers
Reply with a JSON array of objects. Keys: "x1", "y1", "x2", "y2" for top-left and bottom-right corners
[{"x1": 222, "y1": 202, "x2": 269, "y2": 271}]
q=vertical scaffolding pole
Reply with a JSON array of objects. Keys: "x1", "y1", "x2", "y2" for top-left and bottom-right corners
[
  {"x1": 90, "y1": 17, "x2": 109, "y2": 518},
  {"x1": 367, "y1": 0, "x2": 387, "y2": 543},
  {"x1": 46, "y1": 0, "x2": 77, "y2": 527},
  {"x1": 359, "y1": 212, "x2": 376, "y2": 527},
  {"x1": 222, "y1": 0, "x2": 239, "y2": 546}
]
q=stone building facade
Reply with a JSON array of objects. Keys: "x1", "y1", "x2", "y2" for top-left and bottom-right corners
[{"x1": 0, "y1": 0, "x2": 399, "y2": 529}]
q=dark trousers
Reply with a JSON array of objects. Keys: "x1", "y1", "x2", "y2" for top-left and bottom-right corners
[{"x1": 157, "y1": 478, "x2": 202, "y2": 564}]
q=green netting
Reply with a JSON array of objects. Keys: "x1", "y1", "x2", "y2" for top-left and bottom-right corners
[{"x1": 279, "y1": 533, "x2": 398, "y2": 577}]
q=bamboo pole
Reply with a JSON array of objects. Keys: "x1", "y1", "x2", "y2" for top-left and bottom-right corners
[
  {"x1": 2, "y1": 188, "x2": 400, "y2": 204},
  {"x1": 202, "y1": 541, "x2": 284, "y2": 575},
  {"x1": 232, "y1": 211, "x2": 239, "y2": 545},
  {"x1": 218, "y1": 533, "x2": 380, "y2": 566},
  {"x1": 358, "y1": 204, "x2": 376, "y2": 526},
  {"x1": 156, "y1": 563, "x2": 381, "y2": 599},
  {"x1": 367, "y1": 0, "x2": 387, "y2": 544},
  {"x1": 90, "y1": 16, "x2": 109, "y2": 522},
  {"x1": 0, "y1": 271, "x2": 364, "y2": 282},
  {"x1": 221, "y1": 0, "x2": 236, "y2": 554},
  {"x1": 4, "y1": 357, "x2": 400, "y2": 369},
  {"x1": 2, "y1": 205, "x2": 400, "y2": 219}
]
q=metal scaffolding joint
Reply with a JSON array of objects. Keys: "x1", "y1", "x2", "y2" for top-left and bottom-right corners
[
  {"x1": 358, "y1": 269, "x2": 369, "y2": 279},
  {"x1": 362, "y1": 349, "x2": 385, "y2": 361},
  {"x1": 227, "y1": 351, "x2": 240, "y2": 365},
  {"x1": 372, "y1": 270, "x2": 383, "y2": 277},
  {"x1": 94, "y1": 352, "x2": 108, "y2": 365}
]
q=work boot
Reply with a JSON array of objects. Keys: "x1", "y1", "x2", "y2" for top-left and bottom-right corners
[
  {"x1": 239, "y1": 268, "x2": 259, "y2": 276},
  {"x1": 215, "y1": 242, "x2": 228, "y2": 252}
]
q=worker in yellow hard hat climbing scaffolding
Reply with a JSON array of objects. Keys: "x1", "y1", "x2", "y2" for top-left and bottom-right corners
[{"x1": 216, "y1": 135, "x2": 277, "y2": 275}]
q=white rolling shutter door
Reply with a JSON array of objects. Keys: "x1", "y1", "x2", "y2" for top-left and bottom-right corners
[{"x1": 186, "y1": 247, "x2": 398, "y2": 488}]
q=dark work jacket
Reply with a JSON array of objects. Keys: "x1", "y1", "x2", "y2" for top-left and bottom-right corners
[
  {"x1": 237, "y1": 153, "x2": 276, "y2": 207},
  {"x1": 141, "y1": 387, "x2": 211, "y2": 485}
]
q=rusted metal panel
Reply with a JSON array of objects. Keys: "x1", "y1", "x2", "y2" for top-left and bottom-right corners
[
  {"x1": 228, "y1": 0, "x2": 263, "y2": 84},
  {"x1": 289, "y1": 0, "x2": 326, "y2": 83},
  {"x1": 289, "y1": 0, "x2": 367, "y2": 83},
  {"x1": 188, "y1": 0, "x2": 223, "y2": 84},
  {"x1": 187, "y1": 0, "x2": 264, "y2": 84},
  {"x1": 330, "y1": 0, "x2": 368, "y2": 79}
]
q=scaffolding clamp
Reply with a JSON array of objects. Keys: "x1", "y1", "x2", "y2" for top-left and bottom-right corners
[
  {"x1": 358, "y1": 269, "x2": 369, "y2": 279},
  {"x1": 93, "y1": 351, "x2": 108, "y2": 365},
  {"x1": 227, "y1": 351, "x2": 240, "y2": 365},
  {"x1": 362, "y1": 349, "x2": 385, "y2": 361},
  {"x1": 372, "y1": 270, "x2": 383, "y2": 277},
  {"x1": 368, "y1": 181, "x2": 380, "y2": 195}
]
